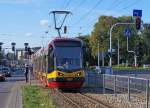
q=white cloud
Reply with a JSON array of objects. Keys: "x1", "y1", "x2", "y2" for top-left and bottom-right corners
[
  {"x1": 40, "y1": 20, "x2": 49, "y2": 27},
  {"x1": 25, "y1": 32, "x2": 33, "y2": 37}
]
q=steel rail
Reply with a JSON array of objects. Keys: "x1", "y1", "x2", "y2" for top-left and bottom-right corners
[
  {"x1": 53, "y1": 89, "x2": 81, "y2": 108},
  {"x1": 77, "y1": 93, "x2": 110, "y2": 108}
]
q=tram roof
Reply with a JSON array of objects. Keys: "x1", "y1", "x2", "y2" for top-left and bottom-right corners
[
  {"x1": 48, "y1": 37, "x2": 83, "y2": 46},
  {"x1": 34, "y1": 37, "x2": 83, "y2": 56}
]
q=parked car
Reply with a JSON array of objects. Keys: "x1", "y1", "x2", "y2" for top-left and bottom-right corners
[
  {"x1": 1, "y1": 67, "x2": 11, "y2": 77},
  {"x1": 0, "y1": 71, "x2": 5, "y2": 81}
]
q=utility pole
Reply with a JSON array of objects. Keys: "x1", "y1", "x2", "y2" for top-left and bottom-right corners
[
  {"x1": 101, "y1": 36, "x2": 104, "y2": 66},
  {"x1": 0, "y1": 42, "x2": 3, "y2": 65},
  {"x1": 45, "y1": 31, "x2": 48, "y2": 84},
  {"x1": 126, "y1": 37, "x2": 137, "y2": 67},
  {"x1": 117, "y1": 37, "x2": 120, "y2": 66},
  {"x1": 102, "y1": 48, "x2": 104, "y2": 66},
  {"x1": 24, "y1": 43, "x2": 30, "y2": 84},
  {"x1": 98, "y1": 41, "x2": 100, "y2": 68},
  {"x1": 27, "y1": 47, "x2": 32, "y2": 85},
  {"x1": 28, "y1": 52, "x2": 31, "y2": 85},
  {"x1": 41, "y1": 36, "x2": 44, "y2": 48}
]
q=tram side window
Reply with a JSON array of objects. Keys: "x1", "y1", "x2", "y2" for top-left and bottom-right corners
[
  {"x1": 45, "y1": 55, "x2": 48, "y2": 73},
  {"x1": 39, "y1": 57, "x2": 42, "y2": 72},
  {"x1": 42, "y1": 56, "x2": 44, "y2": 72},
  {"x1": 37, "y1": 58, "x2": 40, "y2": 72},
  {"x1": 38, "y1": 58, "x2": 40, "y2": 72},
  {"x1": 48, "y1": 52, "x2": 54, "y2": 73},
  {"x1": 43, "y1": 55, "x2": 47, "y2": 73},
  {"x1": 40, "y1": 57, "x2": 42, "y2": 72},
  {"x1": 35, "y1": 58, "x2": 38, "y2": 71}
]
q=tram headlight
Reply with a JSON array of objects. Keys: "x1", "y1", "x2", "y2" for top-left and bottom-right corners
[{"x1": 76, "y1": 72, "x2": 81, "y2": 76}]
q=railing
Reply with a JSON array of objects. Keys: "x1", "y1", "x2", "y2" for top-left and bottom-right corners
[{"x1": 84, "y1": 70, "x2": 150, "y2": 108}]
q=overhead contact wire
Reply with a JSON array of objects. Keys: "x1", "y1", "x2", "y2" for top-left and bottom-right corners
[{"x1": 72, "y1": 0, "x2": 103, "y2": 26}]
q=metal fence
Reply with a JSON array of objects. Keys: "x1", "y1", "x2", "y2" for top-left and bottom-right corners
[{"x1": 84, "y1": 70, "x2": 150, "y2": 108}]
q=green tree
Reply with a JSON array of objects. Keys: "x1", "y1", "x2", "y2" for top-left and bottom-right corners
[
  {"x1": 0, "y1": 52, "x2": 4, "y2": 64},
  {"x1": 6, "y1": 52, "x2": 14, "y2": 61},
  {"x1": 78, "y1": 35, "x2": 96, "y2": 67},
  {"x1": 140, "y1": 23, "x2": 150, "y2": 64},
  {"x1": 90, "y1": 15, "x2": 140, "y2": 66}
]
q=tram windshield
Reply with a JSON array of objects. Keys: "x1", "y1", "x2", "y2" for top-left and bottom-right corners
[{"x1": 55, "y1": 47, "x2": 82, "y2": 70}]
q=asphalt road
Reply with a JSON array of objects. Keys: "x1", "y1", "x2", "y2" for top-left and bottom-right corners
[{"x1": 0, "y1": 70, "x2": 25, "y2": 108}]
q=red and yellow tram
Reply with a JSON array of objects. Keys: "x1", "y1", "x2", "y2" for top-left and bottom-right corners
[{"x1": 33, "y1": 37, "x2": 85, "y2": 89}]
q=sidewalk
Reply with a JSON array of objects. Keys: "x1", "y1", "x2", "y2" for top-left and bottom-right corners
[
  {"x1": 5, "y1": 84, "x2": 23, "y2": 108},
  {"x1": 6, "y1": 76, "x2": 41, "y2": 108}
]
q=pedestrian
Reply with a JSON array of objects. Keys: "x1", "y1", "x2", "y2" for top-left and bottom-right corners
[{"x1": 24, "y1": 64, "x2": 29, "y2": 83}]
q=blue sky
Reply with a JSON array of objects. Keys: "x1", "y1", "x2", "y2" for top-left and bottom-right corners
[{"x1": 0, "y1": 0, "x2": 149, "y2": 49}]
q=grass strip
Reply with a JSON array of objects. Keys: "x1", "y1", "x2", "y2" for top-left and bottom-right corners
[
  {"x1": 22, "y1": 85, "x2": 57, "y2": 108},
  {"x1": 112, "y1": 66, "x2": 150, "y2": 70}
]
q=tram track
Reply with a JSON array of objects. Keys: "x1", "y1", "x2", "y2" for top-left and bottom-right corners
[
  {"x1": 50, "y1": 89, "x2": 110, "y2": 108},
  {"x1": 76, "y1": 92, "x2": 110, "y2": 108}
]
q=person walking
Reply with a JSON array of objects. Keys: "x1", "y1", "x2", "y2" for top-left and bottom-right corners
[{"x1": 24, "y1": 64, "x2": 29, "y2": 83}]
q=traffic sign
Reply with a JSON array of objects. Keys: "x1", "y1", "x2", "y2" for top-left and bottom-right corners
[
  {"x1": 133, "y1": 9, "x2": 142, "y2": 17},
  {"x1": 124, "y1": 28, "x2": 131, "y2": 38},
  {"x1": 108, "y1": 49, "x2": 115, "y2": 53}
]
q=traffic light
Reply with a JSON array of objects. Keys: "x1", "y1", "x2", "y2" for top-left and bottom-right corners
[
  {"x1": 25, "y1": 46, "x2": 28, "y2": 51},
  {"x1": 28, "y1": 47, "x2": 31, "y2": 55},
  {"x1": 28, "y1": 47, "x2": 33, "y2": 55},
  {"x1": 12, "y1": 46, "x2": 15, "y2": 51},
  {"x1": 135, "y1": 42, "x2": 143, "y2": 56},
  {"x1": 11, "y1": 42, "x2": 16, "y2": 52},
  {"x1": 0, "y1": 46, "x2": 2, "y2": 51},
  {"x1": 24, "y1": 43, "x2": 28, "y2": 51},
  {"x1": 64, "y1": 26, "x2": 67, "y2": 34},
  {"x1": 0, "y1": 42, "x2": 3, "y2": 51},
  {"x1": 135, "y1": 17, "x2": 141, "y2": 30}
]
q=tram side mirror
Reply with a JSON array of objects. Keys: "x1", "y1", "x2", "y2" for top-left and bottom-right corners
[{"x1": 49, "y1": 47, "x2": 53, "y2": 52}]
